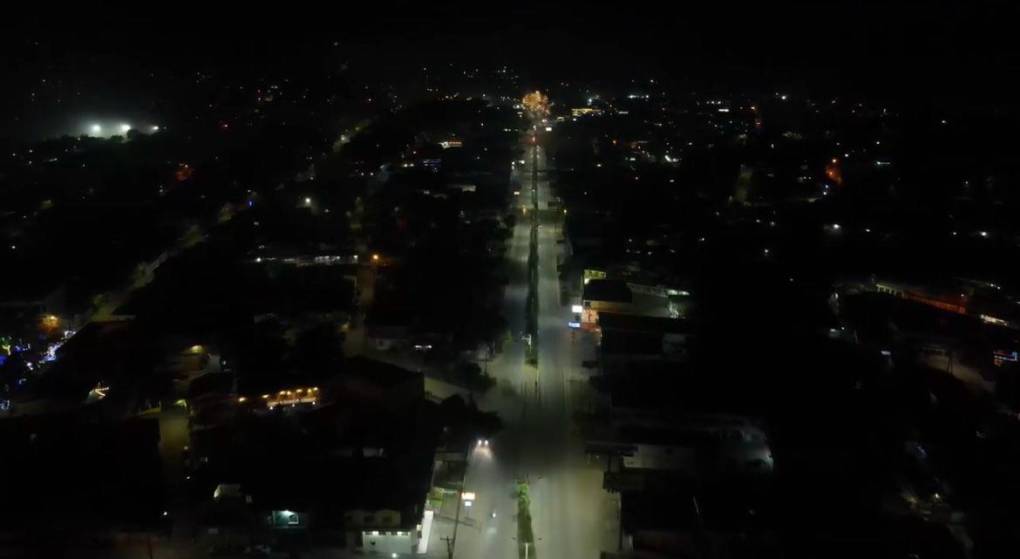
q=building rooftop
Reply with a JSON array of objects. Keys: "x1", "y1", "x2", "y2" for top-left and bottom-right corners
[
  {"x1": 584, "y1": 279, "x2": 633, "y2": 303},
  {"x1": 344, "y1": 355, "x2": 422, "y2": 389},
  {"x1": 599, "y1": 312, "x2": 693, "y2": 334}
]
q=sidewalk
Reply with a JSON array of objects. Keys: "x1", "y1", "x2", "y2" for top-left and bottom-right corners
[{"x1": 425, "y1": 490, "x2": 460, "y2": 558}]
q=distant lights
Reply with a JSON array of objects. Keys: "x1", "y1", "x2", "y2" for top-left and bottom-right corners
[
  {"x1": 90, "y1": 124, "x2": 102, "y2": 135},
  {"x1": 119, "y1": 123, "x2": 132, "y2": 133}
]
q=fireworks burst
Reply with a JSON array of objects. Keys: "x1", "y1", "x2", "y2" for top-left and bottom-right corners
[{"x1": 522, "y1": 91, "x2": 550, "y2": 120}]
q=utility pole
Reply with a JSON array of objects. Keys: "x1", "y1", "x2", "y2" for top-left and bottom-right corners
[
  {"x1": 447, "y1": 446, "x2": 471, "y2": 559},
  {"x1": 448, "y1": 488, "x2": 463, "y2": 559}
]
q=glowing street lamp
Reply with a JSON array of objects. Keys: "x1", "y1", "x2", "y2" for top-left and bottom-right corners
[
  {"x1": 90, "y1": 124, "x2": 102, "y2": 135},
  {"x1": 119, "y1": 123, "x2": 132, "y2": 134}
]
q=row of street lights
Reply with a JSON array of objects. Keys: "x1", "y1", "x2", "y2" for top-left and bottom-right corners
[{"x1": 88, "y1": 123, "x2": 161, "y2": 136}]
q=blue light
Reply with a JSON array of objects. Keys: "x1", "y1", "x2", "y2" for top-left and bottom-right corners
[{"x1": 568, "y1": 321, "x2": 581, "y2": 329}]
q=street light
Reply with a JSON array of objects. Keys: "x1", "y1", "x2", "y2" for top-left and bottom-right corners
[
  {"x1": 90, "y1": 124, "x2": 102, "y2": 135},
  {"x1": 119, "y1": 123, "x2": 132, "y2": 134}
]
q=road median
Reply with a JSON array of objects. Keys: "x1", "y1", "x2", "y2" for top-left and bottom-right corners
[{"x1": 516, "y1": 481, "x2": 536, "y2": 559}]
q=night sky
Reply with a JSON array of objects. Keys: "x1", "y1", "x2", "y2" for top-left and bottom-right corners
[{"x1": 3, "y1": 1, "x2": 1018, "y2": 141}]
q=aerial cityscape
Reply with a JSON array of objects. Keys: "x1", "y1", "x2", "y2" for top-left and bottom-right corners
[{"x1": 2, "y1": 3, "x2": 1020, "y2": 558}]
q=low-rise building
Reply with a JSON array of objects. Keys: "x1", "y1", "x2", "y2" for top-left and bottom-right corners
[
  {"x1": 190, "y1": 358, "x2": 439, "y2": 556},
  {"x1": 598, "y1": 312, "x2": 694, "y2": 373}
]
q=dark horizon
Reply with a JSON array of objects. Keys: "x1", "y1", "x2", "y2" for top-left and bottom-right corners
[{"x1": 4, "y1": 1, "x2": 1019, "y2": 141}]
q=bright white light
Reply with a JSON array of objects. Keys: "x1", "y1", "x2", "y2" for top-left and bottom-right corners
[
  {"x1": 832, "y1": 223, "x2": 841, "y2": 231},
  {"x1": 119, "y1": 123, "x2": 132, "y2": 133},
  {"x1": 151, "y1": 125, "x2": 160, "y2": 132},
  {"x1": 571, "y1": 304, "x2": 583, "y2": 313},
  {"x1": 90, "y1": 124, "x2": 102, "y2": 135},
  {"x1": 304, "y1": 197, "x2": 312, "y2": 205},
  {"x1": 544, "y1": 126, "x2": 553, "y2": 132},
  {"x1": 979, "y1": 231, "x2": 989, "y2": 238}
]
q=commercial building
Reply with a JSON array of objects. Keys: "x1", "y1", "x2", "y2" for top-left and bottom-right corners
[
  {"x1": 598, "y1": 312, "x2": 694, "y2": 373},
  {"x1": 580, "y1": 278, "x2": 675, "y2": 330}
]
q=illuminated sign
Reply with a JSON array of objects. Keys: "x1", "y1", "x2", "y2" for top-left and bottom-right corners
[
  {"x1": 993, "y1": 350, "x2": 1018, "y2": 366},
  {"x1": 981, "y1": 314, "x2": 1009, "y2": 326}
]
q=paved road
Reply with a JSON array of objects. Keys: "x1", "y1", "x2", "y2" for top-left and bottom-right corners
[{"x1": 447, "y1": 143, "x2": 618, "y2": 559}]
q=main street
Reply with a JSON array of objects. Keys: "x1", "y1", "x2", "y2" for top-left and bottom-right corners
[{"x1": 444, "y1": 140, "x2": 618, "y2": 559}]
